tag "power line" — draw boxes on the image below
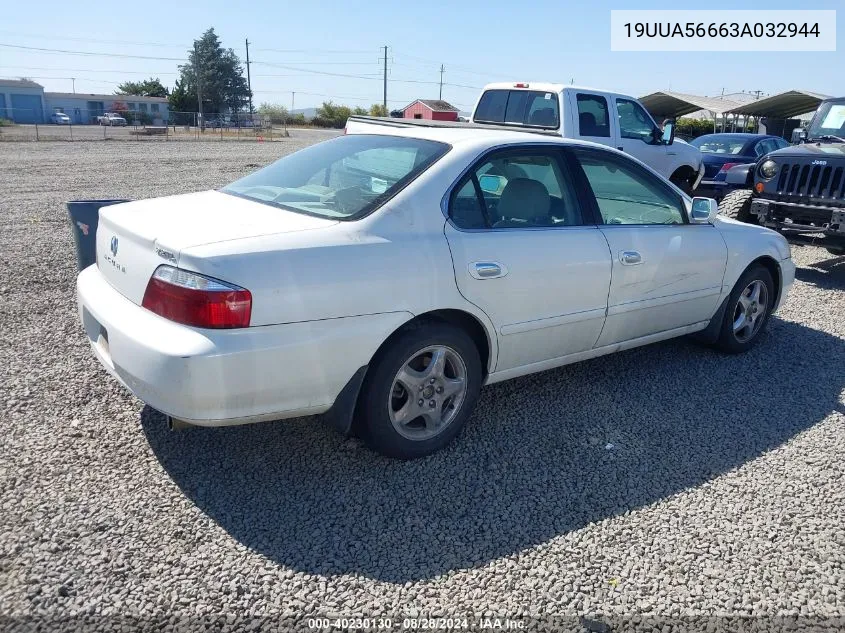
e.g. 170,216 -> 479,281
251,47 -> 376,54
0,65 -> 179,75
0,43 -> 186,61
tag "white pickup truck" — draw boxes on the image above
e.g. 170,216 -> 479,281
471,82 -> 704,193
97,112 -> 128,126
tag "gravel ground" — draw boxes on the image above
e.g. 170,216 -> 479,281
1,139 -> 843,632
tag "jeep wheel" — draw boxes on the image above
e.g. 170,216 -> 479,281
719,189 -> 756,224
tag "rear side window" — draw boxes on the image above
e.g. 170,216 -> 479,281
449,150 -> 583,229
576,94 -> 610,138
474,90 -> 559,128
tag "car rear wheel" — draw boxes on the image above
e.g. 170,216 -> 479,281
719,189 -> 756,224
714,265 -> 774,353
358,321 -> 482,459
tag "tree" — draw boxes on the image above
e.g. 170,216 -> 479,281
116,78 -> 169,97
312,101 -> 353,128
369,104 -> 388,117
171,28 -> 251,115
257,102 -> 288,125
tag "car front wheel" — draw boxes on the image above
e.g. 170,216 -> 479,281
358,321 -> 482,459
715,265 -> 774,353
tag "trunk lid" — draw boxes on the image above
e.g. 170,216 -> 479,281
96,190 -> 337,304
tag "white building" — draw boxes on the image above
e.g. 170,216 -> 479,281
0,80 -> 169,124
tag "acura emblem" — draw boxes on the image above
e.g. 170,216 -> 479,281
110,236 -> 119,256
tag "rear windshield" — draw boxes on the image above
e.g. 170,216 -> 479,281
690,136 -> 747,155
222,134 -> 449,220
473,90 -> 560,128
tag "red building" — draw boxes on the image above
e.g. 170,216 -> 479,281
402,99 -> 459,121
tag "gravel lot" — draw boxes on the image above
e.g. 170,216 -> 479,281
1,138 -> 843,632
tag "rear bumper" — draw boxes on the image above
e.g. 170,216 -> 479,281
77,265 -> 409,426
697,179 -> 730,200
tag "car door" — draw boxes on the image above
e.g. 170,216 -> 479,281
613,97 -> 672,179
570,91 -> 617,150
569,147 -> 728,347
444,146 -> 611,372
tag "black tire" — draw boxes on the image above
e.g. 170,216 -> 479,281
670,172 -> 693,195
357,321 -> 483,459
719,189 -> 756,223
714,264 -> 775,354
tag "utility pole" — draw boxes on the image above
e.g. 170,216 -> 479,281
194,41 -> 204,131
382,45 -> 388,111
245,38 -> 253,113
291,91 -> 295,113
439,64 -> 445,100
71,78 -> 75,94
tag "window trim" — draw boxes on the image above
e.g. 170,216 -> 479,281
567,146 -> 691,226
615,97 -> 659,143
444,144 -> 596,231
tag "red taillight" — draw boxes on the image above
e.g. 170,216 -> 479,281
514,82 -> 530,88
718,162 -> 740,173
141,266 -> 251,329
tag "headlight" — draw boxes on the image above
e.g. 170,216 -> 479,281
759,159 -> 778,180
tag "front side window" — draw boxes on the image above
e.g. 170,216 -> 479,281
474,90 -> 559,128
449,150 -> 582,229
576,94 -> 610,137
616,98 -> 657,142
574,149 -> 686,225
223,134 -> 449,220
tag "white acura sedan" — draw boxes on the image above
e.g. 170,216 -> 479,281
77,118 -> 794,458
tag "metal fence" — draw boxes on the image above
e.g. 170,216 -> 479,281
0,108 -> 285,142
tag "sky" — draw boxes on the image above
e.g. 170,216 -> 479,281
1,0 -> 842,112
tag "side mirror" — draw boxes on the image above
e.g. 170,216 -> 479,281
661,119 -> 676,145
690,197 -> 718,224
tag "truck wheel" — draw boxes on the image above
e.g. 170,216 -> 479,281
719,189 -> 756,224
714,264 -> 774,354
358,321 -> 482,459
670,172 -> 693,195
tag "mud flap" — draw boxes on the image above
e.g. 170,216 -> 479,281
322,366 -> 368,436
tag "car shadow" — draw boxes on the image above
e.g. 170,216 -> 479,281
794,253 -> 845,289
141,318 -> 845,583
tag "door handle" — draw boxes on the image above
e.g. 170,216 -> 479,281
619,251 -> 643,265
469,261 -> 508,279
617,146 -> 624,151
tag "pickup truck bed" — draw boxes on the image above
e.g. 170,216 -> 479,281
346,116 -> 560,137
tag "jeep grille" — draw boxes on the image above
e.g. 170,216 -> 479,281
775,163 -> 845,201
